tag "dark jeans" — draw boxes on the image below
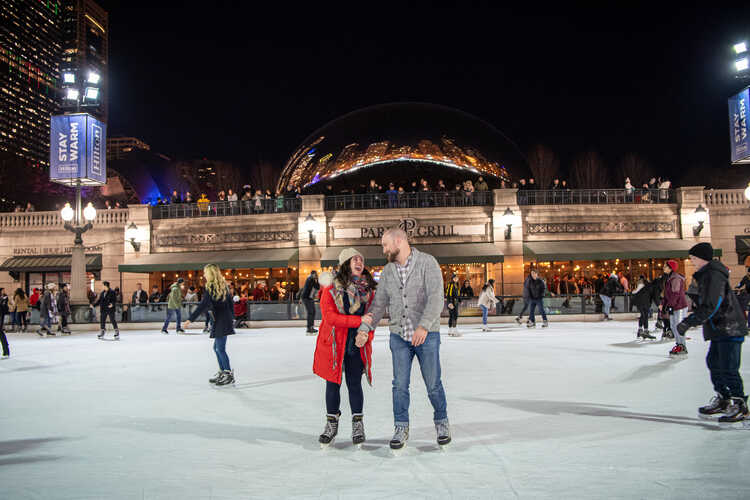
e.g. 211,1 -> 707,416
448,304 -> 458,328
0,313 -> 8,356
162,308 -> 182,331
15,311 -> 27,329
517,299 -> 529,317
325,347 -> 364,415
214,335 -> 231,371
100,307 -> 118,331
637,306 -> 649,329
303,299 -> 315,330
529,298 -> 547,323
707,339 -> 745,399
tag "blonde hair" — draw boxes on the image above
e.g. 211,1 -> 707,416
203,264 -> 228,301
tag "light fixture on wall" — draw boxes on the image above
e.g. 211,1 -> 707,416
302,212 -> 317,245
693,204 -> 707,236
125,222 -> 141,251
501,207 -> 514,240
744,182 -> 750,201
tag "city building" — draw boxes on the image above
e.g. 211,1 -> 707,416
107,136 -> 150,160
0,0 -> 63,167
59,0 -> 108,121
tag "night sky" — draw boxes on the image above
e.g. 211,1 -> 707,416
104,3 -> 750,184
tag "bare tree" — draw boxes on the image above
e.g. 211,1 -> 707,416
527,144 -> 560,188
570,151 -> 607,189
615,153 -> 654,187
249,159 -> 281,192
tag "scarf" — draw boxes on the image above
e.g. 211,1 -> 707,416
332,276 -> 372,316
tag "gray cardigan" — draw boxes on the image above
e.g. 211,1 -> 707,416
360,247 -> 444,336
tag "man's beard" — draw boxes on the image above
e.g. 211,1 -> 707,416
385,248 -> 400,263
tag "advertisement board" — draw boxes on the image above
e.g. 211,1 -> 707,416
729,87 -> 750,164
49,113 -> 107,185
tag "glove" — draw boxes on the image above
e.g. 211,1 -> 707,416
676,322 -> 689,336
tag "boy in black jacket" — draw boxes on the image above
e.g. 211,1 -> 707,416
93,281 -> 119,340
676,242 -> 748,423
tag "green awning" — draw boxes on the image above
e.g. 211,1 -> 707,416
0,254 -> 102,272
320,243 -> 504,268
735,236 -> 750,264
118,249 -> 299,273
524,239 -> 722,261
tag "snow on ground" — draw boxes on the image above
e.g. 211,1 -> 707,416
1,321 -> 749,500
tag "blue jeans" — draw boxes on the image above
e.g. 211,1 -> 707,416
529,298 -> 547,323
390,333 -> 448,426
40,312 -> 52,331
480,305 -> 488,325
162,308 -> 182,331
600,295 -> 612,316
214,336 -> 231,371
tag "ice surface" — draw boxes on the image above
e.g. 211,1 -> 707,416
1,322 -> 749,499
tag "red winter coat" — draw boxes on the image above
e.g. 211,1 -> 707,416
312,285 -> 374,385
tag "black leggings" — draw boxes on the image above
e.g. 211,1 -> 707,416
325,349 -> 364,415
100,308 -> 118,330
638,306 -> 649,329
448,304 -> 459,328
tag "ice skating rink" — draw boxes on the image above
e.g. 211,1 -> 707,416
1,322 -> 748,500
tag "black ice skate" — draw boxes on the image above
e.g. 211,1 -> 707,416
97,330 -> 105,339
542,320 -> 549,328
215,370 -> 234,386
663,328 -> 674,339
637,329 -> 655,340
113,331 -> 120,341
526,321 -> 536,329
515,316 -> 522,325
161,329 -> 169,335
177,329 -> 186,334
718,397 -> 749,423
390,425 -> 409,450
435,420 -> 451,447
208,371 -> 223,384
352,414 -> 365,446
698,394 -> 730,416
319,413 -> 340,446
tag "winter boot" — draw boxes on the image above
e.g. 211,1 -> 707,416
97,330 -> 105,339
542,319 -> 549,328
208,371 -> 224,384
352,414 -> 365,445
669,344 -> 687,357
718,397 -> 750,423
435,420 -> 451,446
389,424 -> 409,450
698,393 -> 731,416
319,412 -> 340,445
215,369 -> 234,386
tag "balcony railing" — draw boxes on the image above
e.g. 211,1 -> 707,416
0,208 -> 129,228
703,189 -> 749,207
324,190 -> 494,211
151,198 -> 302,220
518,188 -> 675,205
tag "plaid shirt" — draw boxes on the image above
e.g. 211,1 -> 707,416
395,251 -> 415,341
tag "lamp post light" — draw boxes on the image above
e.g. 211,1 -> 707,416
693,204 -> 707,236
125,222 -> 141,251
61,182 -> 96,304
501,207 -> 515,240
302,213 -> 317,245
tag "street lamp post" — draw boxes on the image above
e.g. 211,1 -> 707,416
60,182 -> 97,304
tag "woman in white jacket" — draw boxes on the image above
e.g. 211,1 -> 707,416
478,279 -> 499,331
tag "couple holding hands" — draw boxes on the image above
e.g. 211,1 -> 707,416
312,228 -> 451,450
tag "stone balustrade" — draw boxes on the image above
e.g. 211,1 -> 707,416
704,189 -> 749,207
0,208 -> 129,229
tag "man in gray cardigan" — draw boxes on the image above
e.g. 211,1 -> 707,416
359,228 -> 450,449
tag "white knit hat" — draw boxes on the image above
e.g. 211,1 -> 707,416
338,247 -> 364,266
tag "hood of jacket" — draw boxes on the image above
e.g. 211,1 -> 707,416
694,260 -> 729,281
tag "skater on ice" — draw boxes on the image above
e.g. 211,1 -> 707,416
632,275 -> 656,339
56,283 -> 72,335
184,264 -> 236,386
661,259 -> 689,356
478,279 -> 498,331
301,270 -> 320,336
445,273 -> 462,337
359,229 -> 451,450
93,281 -> 119,340
526,269 -> 548,328
675,242 -> 748,423
161,277 -> 185,334
37,283 -> 58,337
0,287 -> 9,359
312,248 -> 376,447
515,272 -> 532,325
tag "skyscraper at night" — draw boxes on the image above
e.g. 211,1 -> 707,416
0,0 -> 63,167
59,0 -> 108,122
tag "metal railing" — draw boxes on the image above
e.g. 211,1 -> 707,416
518,188 -> 675,206
152,198 -> 302,219
324,190 -> 494,211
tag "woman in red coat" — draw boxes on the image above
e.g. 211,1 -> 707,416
313,248 -> 376,447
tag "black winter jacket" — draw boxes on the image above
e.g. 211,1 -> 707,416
681,260 -> 748,341
528,278 -> 546,300
522,275 -> 532,300
601,276 -> 621,297
188,286 -> 235,338
301,275 -> 320,301
93,289 -> 117,310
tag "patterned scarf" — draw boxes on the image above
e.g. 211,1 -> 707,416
332,275 -> 372,315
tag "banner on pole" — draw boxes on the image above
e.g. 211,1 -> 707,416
729,87 -> 750,164
50,113 -> 107,185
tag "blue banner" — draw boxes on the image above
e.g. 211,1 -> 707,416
729,88 -> 750,163
49,114 -> 107,185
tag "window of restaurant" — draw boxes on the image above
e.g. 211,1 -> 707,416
26,271 -> 96,295
440,263 -> 487,296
